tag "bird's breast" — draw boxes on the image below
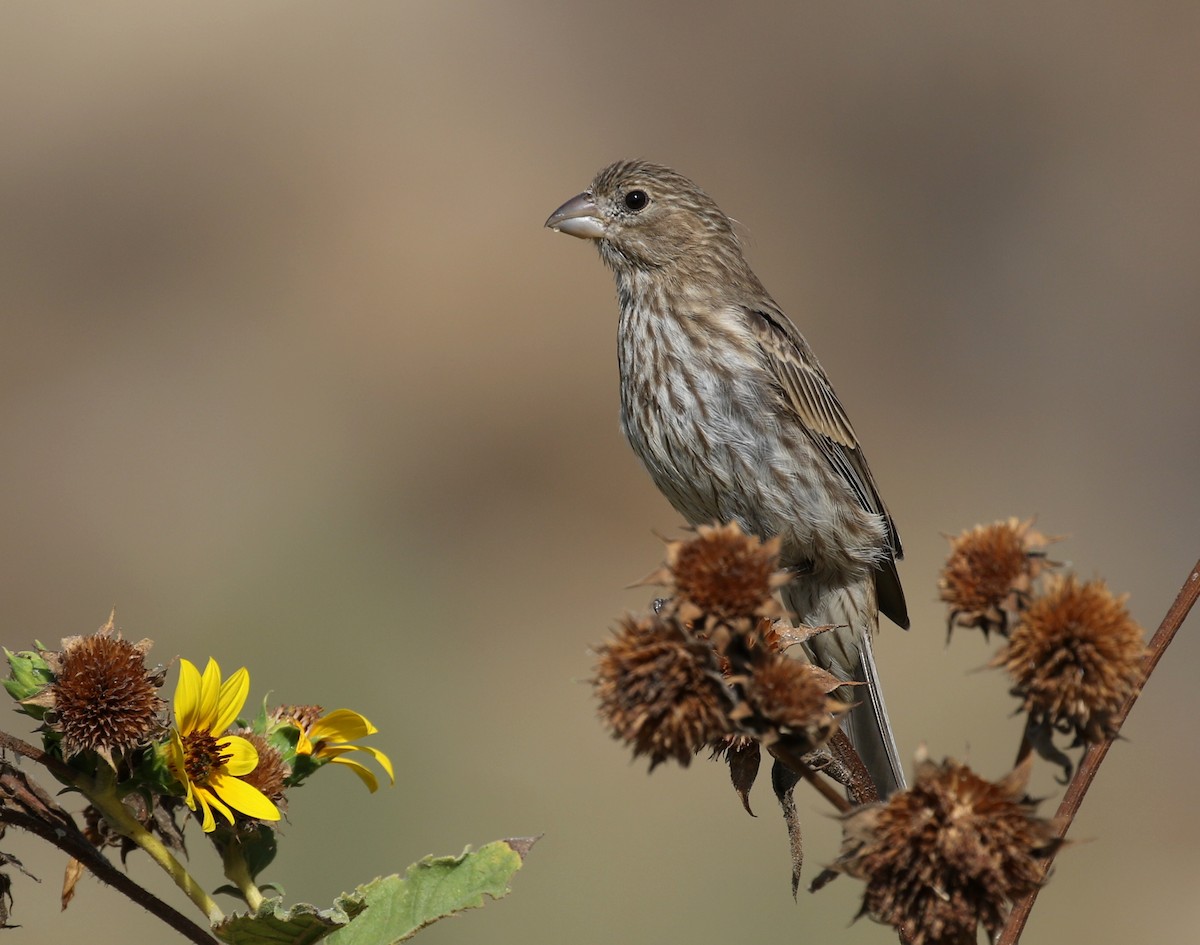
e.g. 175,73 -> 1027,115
616,297 -> 782,526
614,292 -> 885,579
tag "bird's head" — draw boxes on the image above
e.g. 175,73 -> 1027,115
545,160 -> 743,275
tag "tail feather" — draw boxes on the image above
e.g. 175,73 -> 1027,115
846,629 -> 905,797
785,578 -> 906,799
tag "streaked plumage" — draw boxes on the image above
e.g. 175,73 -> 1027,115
546,160 -> 908,796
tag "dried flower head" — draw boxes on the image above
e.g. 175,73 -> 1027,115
995,574 -> 1145,745
834,753 -> 1060,945
271,703 -> 324,731
735,657 -> 847,752
648,523 -> 789,627
939,518 -> 1054,639
593,614 -> 733,768
28,615 -> 167,765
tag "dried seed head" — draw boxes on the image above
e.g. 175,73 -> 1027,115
270,704 -> 324,730
994,574 -> 1145,744
702,617 -> 788,677
738,657 -> 847,752
651,523 -> 788,627
593,614 -> 733,769
939,518 -> 1054,639
834,754 -> 1060,945
34,616 -> 167,764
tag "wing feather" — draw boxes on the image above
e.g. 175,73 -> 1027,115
743,306 -> 908,628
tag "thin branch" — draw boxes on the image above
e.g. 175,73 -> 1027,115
997,557 -> 1200,945
0,730 -> 76,782
0,764 -> 215,945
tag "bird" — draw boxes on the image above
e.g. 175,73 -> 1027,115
545,160 -> 909,798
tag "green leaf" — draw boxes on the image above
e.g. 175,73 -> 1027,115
325,837 -> 537,945
212,894 -> 366,945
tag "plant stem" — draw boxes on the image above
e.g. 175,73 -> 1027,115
222,843 -> 266,911
997,557 -> 1200,945
83,770 -> 225,924
769,742 -> 852,814
0,757 -> 216,944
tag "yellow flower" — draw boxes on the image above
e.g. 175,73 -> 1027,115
167,659 -> 281,832
293,708 -> 395,792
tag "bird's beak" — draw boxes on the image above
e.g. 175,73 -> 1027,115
544,192 -> 606,240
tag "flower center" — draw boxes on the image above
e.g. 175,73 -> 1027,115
182,729 -> 231,785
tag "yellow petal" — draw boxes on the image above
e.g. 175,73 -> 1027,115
174,659 -> 203,734
198,784 -> 235,828
208,771 -> 281,821
329,755 -> 380,793
193,788 -> 217,832
294,725 -> 314,756
167,730 -> 192,799
323,744 -> 395,785
308,708 -> 377,744
197,659 -> 223,731
213,666 -> 250,736
219,735 -> 260,777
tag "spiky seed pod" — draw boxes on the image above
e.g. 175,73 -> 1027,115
737,657 -> 847,752
647,523 -> 789,628
593,614 -> 733,768
995,574 -> 1145,744
29,617 -> 167,765
939,518 -> 1055,639
834,753 -> 1060,945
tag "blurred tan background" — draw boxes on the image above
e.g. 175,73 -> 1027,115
2,3 -> 1198,943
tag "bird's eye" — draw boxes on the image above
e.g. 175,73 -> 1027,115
623,189 -> 649,212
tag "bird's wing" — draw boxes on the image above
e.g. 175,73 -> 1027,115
743,306 -> 908,627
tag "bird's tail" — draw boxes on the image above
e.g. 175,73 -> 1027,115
786,578 -> 906,799
844,627 -> 905,798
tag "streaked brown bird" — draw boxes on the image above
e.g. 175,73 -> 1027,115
546,160 -> 909,797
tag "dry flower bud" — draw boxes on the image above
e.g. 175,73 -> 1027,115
593,614 -> 733,769
646,523 -> 789,627
994,574 -> 1145,745
939,518 -> 1055,639
833,753 -> 1060,945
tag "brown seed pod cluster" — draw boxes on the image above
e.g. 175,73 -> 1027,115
595,523 -> 845,776
938,518 -> 1054,639
994,574 -> 1145,745
834,753 -> 1060,945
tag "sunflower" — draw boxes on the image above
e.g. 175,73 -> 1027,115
166,658 -> 281,832
284,706 -> 395,792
